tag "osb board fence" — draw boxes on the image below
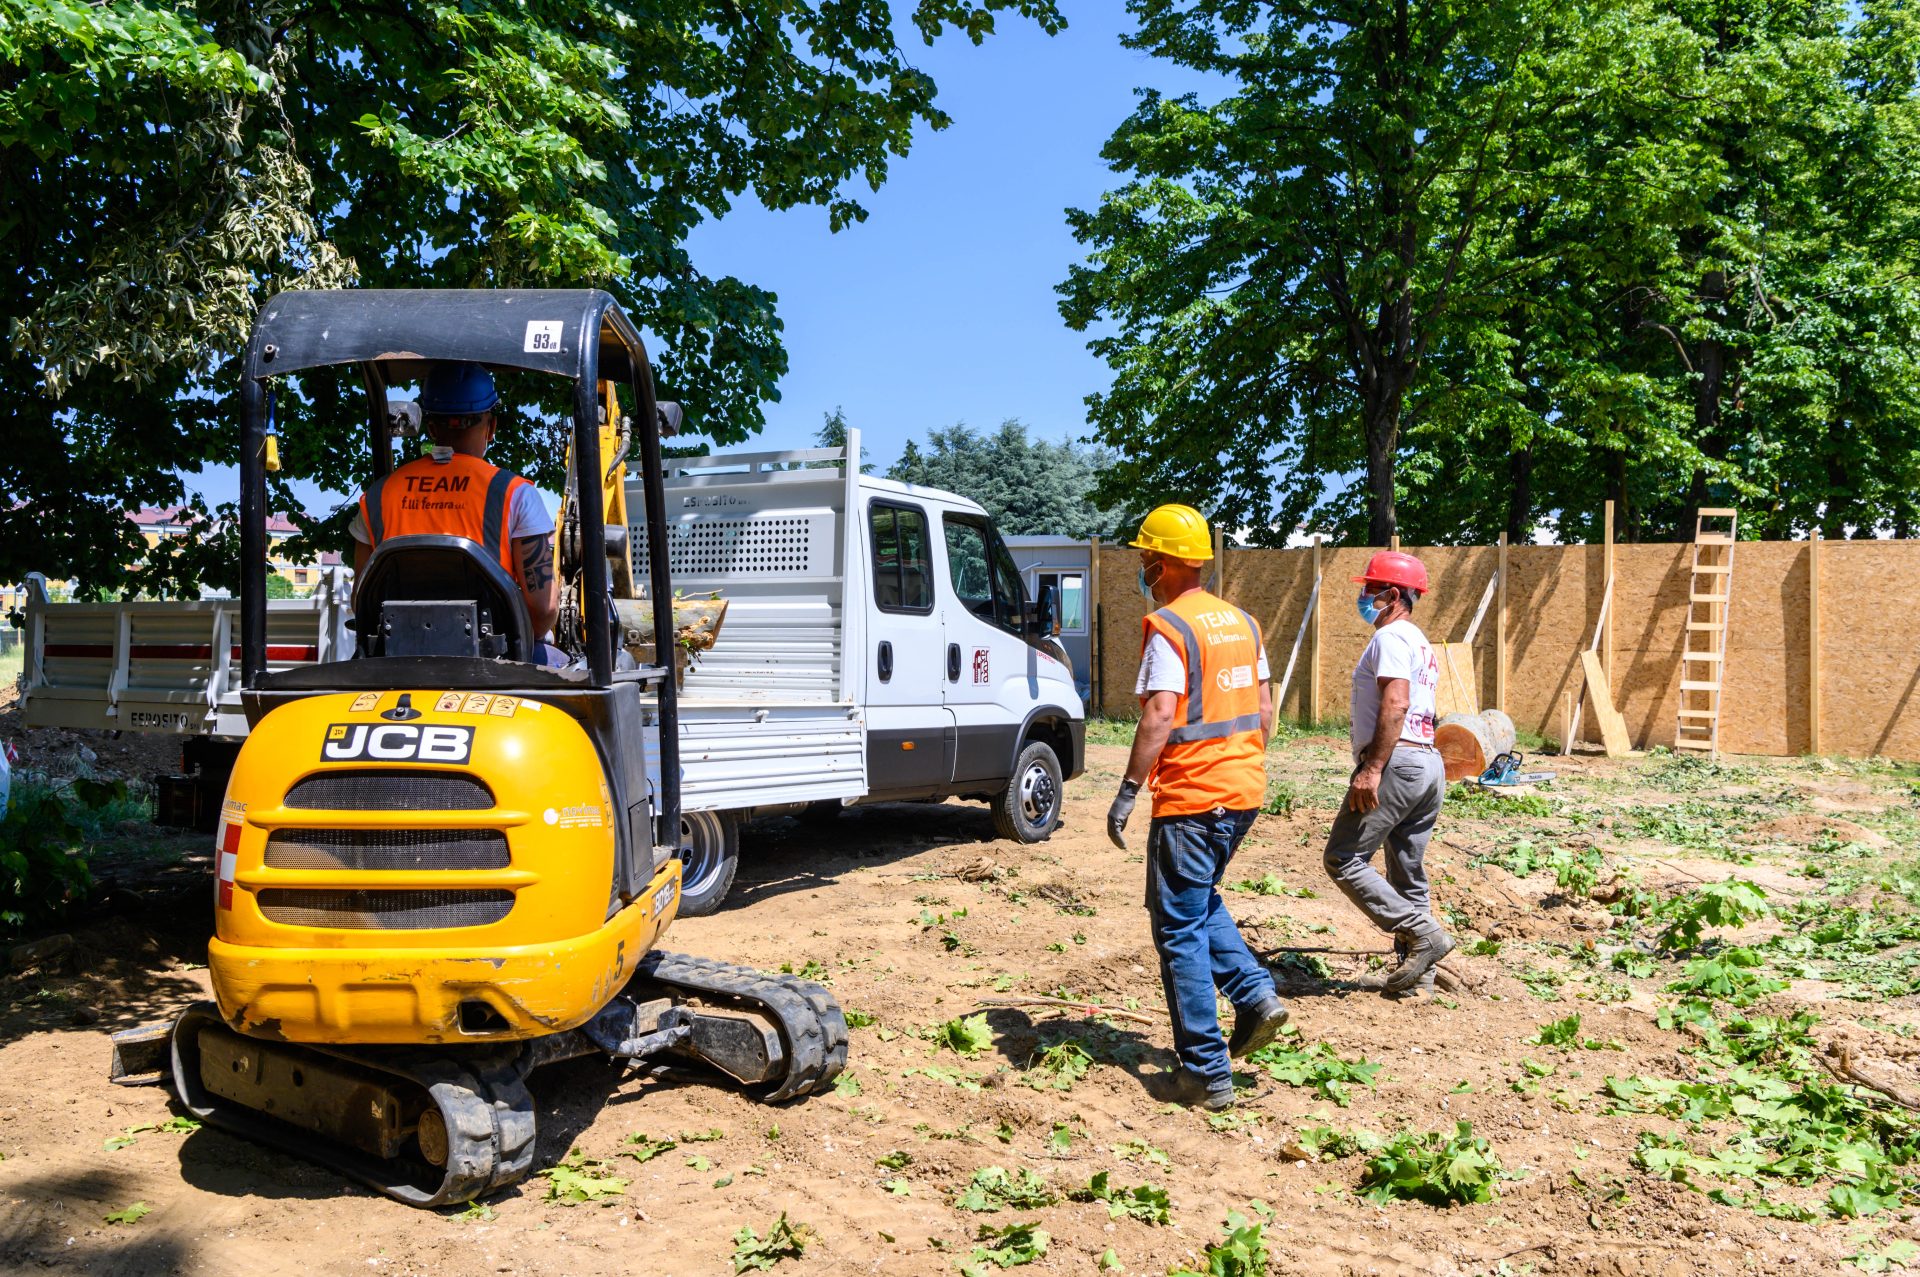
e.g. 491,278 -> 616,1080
1092,539 -> 1920,761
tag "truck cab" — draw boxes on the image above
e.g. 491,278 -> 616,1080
642,440 -> 1084,853
857,476 -> 1084,837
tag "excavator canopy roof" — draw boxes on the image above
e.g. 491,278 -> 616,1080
243,288 -> 648,384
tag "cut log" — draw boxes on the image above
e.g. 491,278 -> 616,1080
1435,709 -> 1517,782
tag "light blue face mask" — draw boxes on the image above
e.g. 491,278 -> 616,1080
1138,565 -> 1162,604
1357,590 -> 1383,625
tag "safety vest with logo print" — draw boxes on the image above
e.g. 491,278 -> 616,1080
1140,590 -> 1267,817
360,453 -> 531,584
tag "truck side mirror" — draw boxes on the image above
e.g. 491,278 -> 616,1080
656,401 -> 684,437
1033,583 -> 1057,638
387,400 -> 422,439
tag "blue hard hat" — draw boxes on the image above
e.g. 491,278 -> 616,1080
420,362 -> 500,415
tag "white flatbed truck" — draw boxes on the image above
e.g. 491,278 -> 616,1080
18,433 -> 1085,914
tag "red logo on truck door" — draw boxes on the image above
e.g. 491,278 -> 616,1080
972,648 -> 990,684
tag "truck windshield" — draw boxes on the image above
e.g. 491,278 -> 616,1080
943,514 -> 1025,633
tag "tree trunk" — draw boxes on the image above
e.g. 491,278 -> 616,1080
1607,452 -> 1630,542
1502,307 -> 1538,544
1362,389 -> 1401,547
1687,270 -> 1728,531
1504,430 -> 1534,546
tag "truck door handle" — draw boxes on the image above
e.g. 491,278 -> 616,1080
877,640 -> 893,682
947,643 -> 961,682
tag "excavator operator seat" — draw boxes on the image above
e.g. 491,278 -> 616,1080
354,534 -> 531,661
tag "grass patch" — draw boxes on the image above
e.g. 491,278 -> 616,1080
1083,717 -> 1137,748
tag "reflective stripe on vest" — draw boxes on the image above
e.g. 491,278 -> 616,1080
362,453 -> 526,581
1168,711 -> 1265,744
1141,592 -> 1266,817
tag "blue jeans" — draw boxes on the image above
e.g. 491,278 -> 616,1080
1146,808 -> 1275,1087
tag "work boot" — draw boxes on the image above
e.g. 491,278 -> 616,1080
1158,1067 -> 1236,1112
1384,924 -> 1455,995
1227,994 -> 1291,1059
1383,937 -> 1436,1000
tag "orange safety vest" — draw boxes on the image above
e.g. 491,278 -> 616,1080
360,452 -> 531,584
1140,590 -> 1267,817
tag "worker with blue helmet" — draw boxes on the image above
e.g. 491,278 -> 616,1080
347,362 -> 559,646
420,361 -> 503,416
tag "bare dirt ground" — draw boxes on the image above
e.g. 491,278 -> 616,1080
4,722 -> 1920,1277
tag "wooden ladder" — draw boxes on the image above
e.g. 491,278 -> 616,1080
1674,508 -> 1737,756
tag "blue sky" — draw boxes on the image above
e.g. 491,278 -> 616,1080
682,1 -> 1205,472
194,2 -> 1210,514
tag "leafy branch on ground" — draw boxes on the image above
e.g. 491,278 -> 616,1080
954,1166 -> 1056,1212
732,1213 -> 815,1272
0,778 -> 118,935
622,1133 -> 676,1163
934,1013 -> 993,1057
1657,879 -> 1770,952
1169,1210 -> 1268,1277
1069,1170 -> 1170,1224
1229,871 -> 1314,898
1359,1122 -> 1502,1206
542,1149 -> 628,1204
1246,1033 -> 1380,1106
1023,1040 -> 1091,1090
959,1221 -> 1049,1275
1284,1125 -> 1382,1162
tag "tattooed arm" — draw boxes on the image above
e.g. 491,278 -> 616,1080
514,534 -> 560,639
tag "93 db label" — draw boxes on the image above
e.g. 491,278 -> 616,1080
321,723 -> 473,763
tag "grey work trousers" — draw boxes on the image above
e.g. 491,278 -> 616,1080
1322,747 -> 1446,936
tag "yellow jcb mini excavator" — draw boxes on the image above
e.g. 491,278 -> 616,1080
110,289 -> 845,1206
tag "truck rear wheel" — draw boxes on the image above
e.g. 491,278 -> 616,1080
991,740 -> 1063,844
677,810 -> 739,917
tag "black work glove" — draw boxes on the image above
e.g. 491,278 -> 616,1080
1107,779 -> 1141,850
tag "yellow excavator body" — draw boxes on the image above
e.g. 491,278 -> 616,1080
109,290 -> 846,1209
207,689 -> 680,1045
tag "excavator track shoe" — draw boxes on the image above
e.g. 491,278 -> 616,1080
630,951 -> 848,1101
168,1002 -> 536,1207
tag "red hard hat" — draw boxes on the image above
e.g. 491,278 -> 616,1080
1352,550 -> 1430,593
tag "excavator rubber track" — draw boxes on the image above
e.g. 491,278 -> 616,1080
157,952 -> 847,1207
629,950 -> 849,1101
169,1002 -> 540,1208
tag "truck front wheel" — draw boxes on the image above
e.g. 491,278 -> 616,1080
676,809 -> 740,917
991,741 -> 1063,844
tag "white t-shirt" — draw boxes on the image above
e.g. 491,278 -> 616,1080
1350,618 -> 1439,755
347,456 -> 555,544
1135,632 -> 1271,696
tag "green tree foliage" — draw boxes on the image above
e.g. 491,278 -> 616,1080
1062,0 -> 1920,545
1,0 -> 1064,592
811,407 -> 873,473
889,420 -> 1118,537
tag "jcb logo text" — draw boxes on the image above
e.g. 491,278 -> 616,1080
321,723 -> 474,763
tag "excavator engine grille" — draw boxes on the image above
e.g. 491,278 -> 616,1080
284,770 -> 493,811
264,828 -> 510,872
257,888 -> 514,930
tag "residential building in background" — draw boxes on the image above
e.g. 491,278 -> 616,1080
3,508 -> 341,621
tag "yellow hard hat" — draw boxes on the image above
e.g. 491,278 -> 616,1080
1129,503 -> 1213,560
